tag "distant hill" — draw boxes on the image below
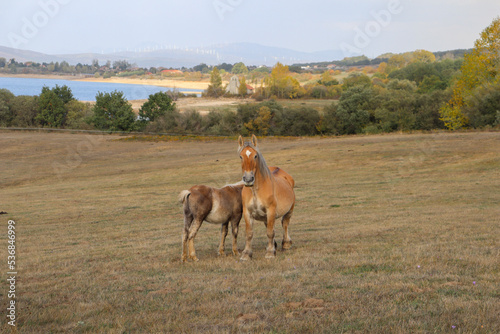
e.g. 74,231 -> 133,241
0,44 -> 473,69
0,43 -> 345,68
293,49 -> 472,69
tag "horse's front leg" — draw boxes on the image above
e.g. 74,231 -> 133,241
240,209 -> 254,261
265,207 -> 277,259
218,221 -> 229,256
230,216 -> 240,257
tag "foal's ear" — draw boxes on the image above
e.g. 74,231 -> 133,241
251,134 -> 258,147
238,135 -> 244,149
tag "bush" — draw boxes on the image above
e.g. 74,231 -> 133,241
0,89 -> 15,127
90,91 -> 136,131
178,110 -> 204,133
138,91 -> 177,130
36,89 -> 66,128
10,95 -> 39,127
273,107 -> 321,136
324,86 -> 373,135
464,82 -> 500,128
65,100 -> 93,129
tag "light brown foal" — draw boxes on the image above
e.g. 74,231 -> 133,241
179,183 -> 244,262
238,135 -> 295,260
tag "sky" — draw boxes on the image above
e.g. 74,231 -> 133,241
1,0 -> 499,58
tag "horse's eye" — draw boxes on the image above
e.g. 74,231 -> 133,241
254,155 -> 258,159
240,156 -> 243,160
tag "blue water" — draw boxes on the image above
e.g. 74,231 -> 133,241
0,77 -> 201,101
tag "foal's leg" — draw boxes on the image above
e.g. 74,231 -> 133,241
281,205 -> 294,250
182,213 -> 193,262
218,221 -> 229,256
187,219 -> 203,261
230,217 -> 240,256
265,207 -> 277,259
240,209 -> 254,261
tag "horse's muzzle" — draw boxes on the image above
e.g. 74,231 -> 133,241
242,173 -> 255,187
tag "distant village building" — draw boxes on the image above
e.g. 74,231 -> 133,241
226,75 -> 254,95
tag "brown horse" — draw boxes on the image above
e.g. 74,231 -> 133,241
238,135 -> 295,260
179,182 -> 244,262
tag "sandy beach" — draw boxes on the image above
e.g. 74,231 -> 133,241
76,76 -> 210,92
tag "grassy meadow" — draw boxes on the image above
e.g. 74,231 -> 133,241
0,130 -> 499,333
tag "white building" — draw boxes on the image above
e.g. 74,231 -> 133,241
226,75 -> 254,95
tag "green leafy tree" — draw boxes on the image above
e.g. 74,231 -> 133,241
324,86 -> 373,135
0,89 -> 15,126
440,17 -> 500,129
205,67 -> 224,97
113,60 -> 132,71
139,92 -> 179,131
232,62 -> 248,74
342,73 -> 372,90
35,85 -> 75,128
139,92 -> 177,122
37,89 -> 66,127
90,91 -> 136,131
10,96 -> 39,127
193,63 -> 209,72
50,84 -> 75,104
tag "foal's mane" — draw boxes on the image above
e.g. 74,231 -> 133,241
239,141 -> 271,179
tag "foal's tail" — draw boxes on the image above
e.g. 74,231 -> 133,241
178,190 -> 191,205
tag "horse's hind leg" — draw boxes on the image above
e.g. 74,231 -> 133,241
230,217 -> 240,257
218,222 -> 229,256
187,219 -> 203,262
281,205 -> 294,250
182,212 -> 193,262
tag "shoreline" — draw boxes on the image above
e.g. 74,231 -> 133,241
0,73 -> 208,93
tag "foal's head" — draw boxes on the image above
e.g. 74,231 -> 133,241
238,135 -> 269,187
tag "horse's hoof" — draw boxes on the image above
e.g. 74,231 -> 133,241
218,251 -> 225,257
190,256 -> 199,262
282,240 -> 292,250
265,251 -> 276,259
232,250 -> 240,257
240,252 -> 252,261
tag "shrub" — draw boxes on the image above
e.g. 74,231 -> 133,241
65,100 -> 93,130
90,91 -> 136,131
36,89 -> 66,128
138,92 -> 177,131
10,95 -> 40,127
325,86 -> 373,134
273,107 -> 321,136
178,110 -> 204,133
0,89 -> 15,127
463,82 -> 500,128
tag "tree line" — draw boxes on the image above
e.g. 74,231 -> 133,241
1,18 -> 498,134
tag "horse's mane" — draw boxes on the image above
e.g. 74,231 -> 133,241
239,141 -> 271,179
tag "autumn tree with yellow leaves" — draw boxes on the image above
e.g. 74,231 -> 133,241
265,62 -> 301,99
440,17 -> 500,129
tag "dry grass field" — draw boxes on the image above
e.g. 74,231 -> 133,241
0,130 -> 499,333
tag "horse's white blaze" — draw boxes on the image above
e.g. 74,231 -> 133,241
246,150 -> 251,158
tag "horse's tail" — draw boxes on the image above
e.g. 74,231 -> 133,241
178,190 -> 191,205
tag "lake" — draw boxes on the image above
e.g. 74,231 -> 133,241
0,77 -> 201,101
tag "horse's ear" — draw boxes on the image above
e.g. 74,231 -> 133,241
238,135 -> 244,149
251,134 -> 258,147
